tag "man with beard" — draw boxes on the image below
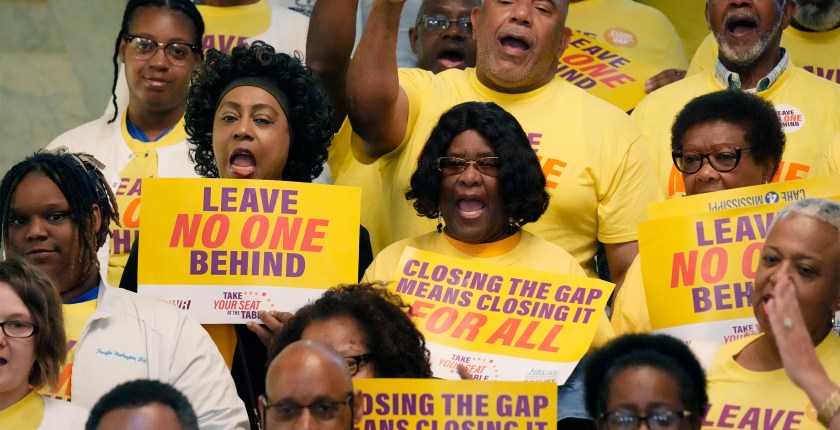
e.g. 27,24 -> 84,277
344,0 -> 659,424
305,0 -> 481,253
632,0 -> 840,199
688,0 -> 840,83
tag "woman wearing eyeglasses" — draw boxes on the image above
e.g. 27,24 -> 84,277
611,90 -> 786,336
363,101 -> 595,300
363,101 -> 613,353
271,283 -> 433,380
0,258 -> 88,429
584,333 -> 707,430
361,102 -> 613,426
47,0 -> 204,288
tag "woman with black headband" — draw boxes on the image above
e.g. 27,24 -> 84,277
119,41 -> 373,428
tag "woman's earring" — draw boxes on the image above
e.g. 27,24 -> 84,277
436,210 -> 443,233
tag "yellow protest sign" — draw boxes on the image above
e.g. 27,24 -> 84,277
555,30 -> 661,111
639,181 -> 840,345
647,176 -> 840,220
137,178 -> 360,323
391,247 -> 613,384
355,379 -> 556,430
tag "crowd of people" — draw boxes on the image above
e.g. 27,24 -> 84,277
1,0 -> 839,429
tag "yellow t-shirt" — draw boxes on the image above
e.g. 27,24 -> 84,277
567,0 -> 688,72
609,255 -> 650,336
812,134 -> 840,177
329,121 -> 388,254
108,113 -> 188,287
0,392 -> 44,430
359,68 -> 659,276
634,0 -> 709,58
687,26 -> 840,84
631,64 -> 840,198
197,0 -> 308,55
363,230 -> 615,348
38,300 -> 97,401
704,333 -> 840,429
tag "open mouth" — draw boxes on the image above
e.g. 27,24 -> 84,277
500,36 -> 530,53
457,199 -> 486,219
725,15 -> 759,37
438,50 -> 466,69
229,149 -> 257,178
0,358 -> 7,366
758,294 -> 773,316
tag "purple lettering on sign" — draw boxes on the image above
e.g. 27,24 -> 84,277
714,218 -> 732,244
696,221 -> 712,246
203,187 -> 219,211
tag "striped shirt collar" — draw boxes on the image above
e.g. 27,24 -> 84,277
713,48 -> 789,92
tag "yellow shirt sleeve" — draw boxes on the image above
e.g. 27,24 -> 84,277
609,256 -> 651,336
0,392 -> 44,430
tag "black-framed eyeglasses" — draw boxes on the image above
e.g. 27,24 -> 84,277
261,392 -> 353,425
437,157 -> 500,177
0,321 -> 38,338
416,15 -> 473,35
122,34 -> 201,66
600,410 -> 692,430
672,147 -> 753,174
345,353 -> 373,376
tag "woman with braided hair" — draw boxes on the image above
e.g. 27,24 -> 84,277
0,149 -> 248,429
48,0 -> 205,287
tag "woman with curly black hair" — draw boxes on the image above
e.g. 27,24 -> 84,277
119,41 -> 372,429
270,283 -> 433,378
359,103 -> 613,423
364,101 -> 587,285
186,41 -> 331,183
363,101 -> 614,350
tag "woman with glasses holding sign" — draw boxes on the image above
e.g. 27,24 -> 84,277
362,101 -> 614,427
47,0 -> 205,288
362,101 -> 610,342
0,258 -> 88,429
608,92 -> 840,427
606,90 -> 782,427
611,90 -> 786,336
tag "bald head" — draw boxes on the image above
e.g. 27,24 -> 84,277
266,340 -> 353,391
261,340 -> 359,430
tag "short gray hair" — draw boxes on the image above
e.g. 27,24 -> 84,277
774,198 -> 840,233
